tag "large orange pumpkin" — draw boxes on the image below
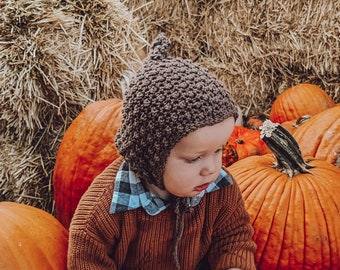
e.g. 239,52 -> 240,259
0,202 -> 68,269
53,98 -> 122,229
289,106 -> 340,167
228,120 -> 340,269
269,83 -> 335,123
222,125 -> 269,167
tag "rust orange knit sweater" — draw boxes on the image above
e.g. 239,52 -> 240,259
67,157 -> 256,269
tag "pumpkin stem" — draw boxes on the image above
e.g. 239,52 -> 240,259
293,114 -> 312,127
260,120 -> 314,178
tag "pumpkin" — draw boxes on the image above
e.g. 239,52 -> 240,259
269,83 -> 335,123
228,120 -> 340,269
53,98 -> 122,229
222,125 -> 269,167
289,106 -> 340,167
0,202 -> 68,269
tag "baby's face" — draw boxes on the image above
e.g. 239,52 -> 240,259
163,117 -> 235,198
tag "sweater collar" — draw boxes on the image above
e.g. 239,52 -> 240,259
109,161 -> 233,216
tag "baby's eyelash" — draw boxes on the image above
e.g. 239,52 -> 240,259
215,146 -> 224,153
186,146 -> 224,163
186,156 -> 201,163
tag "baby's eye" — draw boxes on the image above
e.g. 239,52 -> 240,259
186,156 -> 201,163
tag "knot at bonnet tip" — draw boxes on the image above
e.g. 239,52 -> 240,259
148,33 -> 171,60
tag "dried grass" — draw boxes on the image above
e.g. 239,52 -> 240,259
0,135 -> 53,210
0,0 -> 147,214
1,0 -> 146,145
126,0 -> 340,115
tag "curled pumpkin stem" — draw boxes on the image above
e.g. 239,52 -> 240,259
293,114 -> 312,127
260,120 -> 314,178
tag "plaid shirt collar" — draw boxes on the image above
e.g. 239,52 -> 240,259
109,161 -> 233,216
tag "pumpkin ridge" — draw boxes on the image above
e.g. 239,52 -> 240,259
313,182 -> 338,267
289,93 -> 302,122
252,174 -> 282,243
277,178 -> 294,269
273,177 -> 293,269
240,165 -> 277,204
257,176 -> 291,268
299,175 -> 332,267
296,178 -> 307,267
284,178 -> 303,268
295,163 -> 340,268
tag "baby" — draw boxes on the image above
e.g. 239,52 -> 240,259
67,33 -> 256,270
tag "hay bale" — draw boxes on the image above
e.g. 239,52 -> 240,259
0,135 -> 53,211
1,0 -> 339,214
1,0 -> 146,145
0,0 -> 147,213
126,0 -> 340,115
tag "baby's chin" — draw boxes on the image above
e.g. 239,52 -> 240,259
170,190 -> 202,198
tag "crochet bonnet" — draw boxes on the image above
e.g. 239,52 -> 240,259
115,33 -> 238,189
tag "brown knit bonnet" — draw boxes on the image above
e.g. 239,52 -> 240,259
115,33 -> 238,189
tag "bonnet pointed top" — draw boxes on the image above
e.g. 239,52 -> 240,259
148,33 -> 171,60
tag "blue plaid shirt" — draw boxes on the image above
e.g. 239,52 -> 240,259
110,161 -> 233,216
